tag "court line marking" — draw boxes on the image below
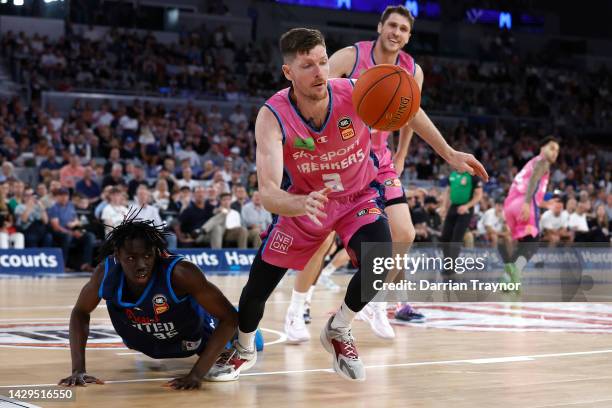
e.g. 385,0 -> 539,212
0,395 -> 42,408
2,348 -> 612,388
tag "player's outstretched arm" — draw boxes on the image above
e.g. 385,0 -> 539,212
256,106 -> 330,225
406,71 -> 488,181
328,46 -> 357,78
59,264 -> 105,387
393,64 -> 424,175
166,261 -> 238,390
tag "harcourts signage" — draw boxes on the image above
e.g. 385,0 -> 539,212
0,249 -> 64,274
175,249 -> 257,273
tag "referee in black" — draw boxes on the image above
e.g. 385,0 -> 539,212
440,170 -> 483,276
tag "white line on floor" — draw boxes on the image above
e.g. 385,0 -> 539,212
2,348 -> 612,388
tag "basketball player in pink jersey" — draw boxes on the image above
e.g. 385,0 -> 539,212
206,28 -> 486,382
502,137 -> 560,285
284,5 -> 486,342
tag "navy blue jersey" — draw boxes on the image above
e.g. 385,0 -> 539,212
99,254 -> 215,359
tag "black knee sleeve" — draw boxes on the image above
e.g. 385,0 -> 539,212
344,217 -> 392,312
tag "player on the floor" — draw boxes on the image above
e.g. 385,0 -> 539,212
283,5 -> 450,341
502,137 -> 560,285
58,214 -> 240,390
205,28 -> 487,382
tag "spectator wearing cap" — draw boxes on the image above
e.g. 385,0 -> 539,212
229,146 -> 246,171
121,136 -> 139,160
413,196 -> 442,243
241,191 -> 271,248
14,188 -> 53,248
440,171 -> 483,276
47,187 -> 95,272
75,166 -> 101,202
59,153 -> 85,190
130,184 -> 177,250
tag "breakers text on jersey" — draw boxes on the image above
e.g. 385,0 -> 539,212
293,138 -> 366,174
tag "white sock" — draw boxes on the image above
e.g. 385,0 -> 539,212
322,263 -> 337,277
288,289 -> 306,317
305,285 -> 315,305
237,329 -> 256,352
331,302 -> 356,330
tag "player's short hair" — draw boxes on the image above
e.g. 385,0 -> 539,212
98,207 -> 168,261
540,136 -> 560,148
279,28 -> 326,63
380,5 -> 415,29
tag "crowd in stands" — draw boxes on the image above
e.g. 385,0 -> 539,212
0,19 -> 611,271
2,25 -> 611,130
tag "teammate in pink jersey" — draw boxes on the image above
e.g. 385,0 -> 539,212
284,5 -> 488,342
502,137 -> 560,285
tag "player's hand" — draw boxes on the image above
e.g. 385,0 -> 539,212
58,372 -> 104,387
166,373 -> 201,390
520,202 -> 531,222
457,205 -> 469,215
303,187 -> 331,226
446,150 -> 489,182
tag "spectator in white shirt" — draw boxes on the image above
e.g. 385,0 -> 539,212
100,187 -> 129,236
540,198 -> 572,245
176,166 -> 200,191
130,185 -> 177,249
568,200 -> 590,242
479,197 -> 510,248
219,192 -> 247,248
241,191 -> 271,248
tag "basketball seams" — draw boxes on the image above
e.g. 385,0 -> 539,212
355,67 -> 401,116
371,70 -> 403,130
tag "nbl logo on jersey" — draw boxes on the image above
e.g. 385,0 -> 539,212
152,294 -> 169,315
338,116 -> 356,141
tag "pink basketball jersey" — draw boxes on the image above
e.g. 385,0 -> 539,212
508,154 -> 550,206
348,40 -> 416,157
264,78 -> 378,198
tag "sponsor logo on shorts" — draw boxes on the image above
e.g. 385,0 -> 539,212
384,178 -> 402,187
294,137 -> 316,151
269,230 -> 293,254
357,207 -> 382,217
153,294 -> 169,315
338,116 -> 355,141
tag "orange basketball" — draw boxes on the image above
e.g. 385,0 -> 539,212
352,64 -> 421,132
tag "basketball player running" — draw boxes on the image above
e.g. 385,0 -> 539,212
502,137 -> 560,286
58,216 -> 240,390
205,28 -> 487,382
284,5 -> 486,341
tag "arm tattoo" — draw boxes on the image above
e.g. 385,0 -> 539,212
524,159 -> 549,204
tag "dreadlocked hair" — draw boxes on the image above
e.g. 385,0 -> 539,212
98,206 -> 169,262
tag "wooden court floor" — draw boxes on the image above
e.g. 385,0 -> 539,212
2,275 -> 612,408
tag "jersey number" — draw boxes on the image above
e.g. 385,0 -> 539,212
322,173 -> 345,192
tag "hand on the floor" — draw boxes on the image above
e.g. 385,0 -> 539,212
166,373 -> 201,390
58,372 -> 104,387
